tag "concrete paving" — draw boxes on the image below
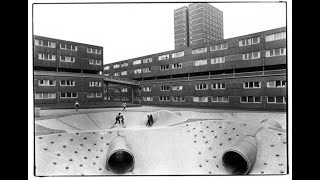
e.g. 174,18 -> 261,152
34,106 -> 287,176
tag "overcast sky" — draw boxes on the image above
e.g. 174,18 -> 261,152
33,2 -> 286,64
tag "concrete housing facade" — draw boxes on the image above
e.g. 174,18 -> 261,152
104,27 -> 287,110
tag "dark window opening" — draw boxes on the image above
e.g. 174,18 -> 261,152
234,66 -> 263,73
157,75 -> 171,80
82,69 -> 100,74
210,69 -> 233,75
264,64 -> 287,71
59,68 -> 82,73
33,66 -> 56,72
190,71 -> 209,77
143,77 -> 156,81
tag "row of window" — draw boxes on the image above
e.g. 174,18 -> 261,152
137,96 -> 286,103
38,80 -> 103,87
138,81 -> 286,92
35,92 -> 102,99
113,88 -> 128,93
38,53 -> 102,65
105,47 -> 286,71
35,39 -> 102,54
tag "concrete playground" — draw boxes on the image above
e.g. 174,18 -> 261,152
34,106 -> 287,176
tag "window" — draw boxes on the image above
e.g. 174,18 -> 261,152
35,93 -> 56,99
113,64 -> 120,69
158,54 -> 170,60
160,65 -> 170,70
143,58 -> 153,63
265,48 -> 286,57
267,80 -> 286,88
133,60 -> 141,65
89,81 -> 101,87
172,96 -> 185,102
104,73 -> 109,76
87,48 -> 101,54
160,85 -> 170,91
121,71 -> 127,76
35,39 -> 56,48
239,37 -> 260,46
192,47 -> 207,54
39,80 -> 56,86
60,56 -> 75,63
172,85 -> 183,91
114,72 -> 120,76
60,92 -> 77,98
38,53 -> 56,61
212,96 -> 229,102
122,88 -> 128,92
143,67 -> 151,73
121,62 -> 128,67
210,43 -> 227,51
193,96 -> 208,102
267,96 -> 276,103
104,66 -> 110,70
159,96 -> 170,101
89,59 -> 101,65
243,81 -> 261,89
240,96 -> 261,103
87,92 -> 95,98
212,83 -> 225,90
172,63 -> 182,69
172,51 -> 185,58
242,52 -> 261,60
265,32 -> 286,42
134,69 -> 142,74
114,88 -> 120,93
143,97 -> 153,101
143,86 -> 151,92
211,57 -> 225,64
195,59 -> 207,66
60,80 -> 75,86
195,84 -> 208,90
60,44 -> 77,51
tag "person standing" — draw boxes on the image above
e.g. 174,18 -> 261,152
146,115 -> 150,126
115,113 -> 121,124
149,114 -> 154,126
74,101 -> 80,111
120,115 -> 125,124
121,102 -> 127,111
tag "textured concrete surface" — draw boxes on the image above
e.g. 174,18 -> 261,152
34,108 -> 287,176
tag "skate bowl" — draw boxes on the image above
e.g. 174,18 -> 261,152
35,110 -> 287,176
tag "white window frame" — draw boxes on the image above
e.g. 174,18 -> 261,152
193,96 -> 208,102
113,64 -> 120,69
114,72 -> 120,76
239,37 -> 260,46
195,59 -> 207,66
133,60 -> 142,65
143,96 -> 153,101
35,93 -> 56,99
60,92 -> 78,99
158,54 -> 170,60
143,87 -> 152,92
172,63 -> 182,69
38,80 -> 56,86
240,96 -> 262,103
265,48 -> 286,57
195,84 -> 208,90
243,82 -> 261,89
210,43 -> 228,51
160,64 -> 170,70
192,47 -> 207,54
60,80 -> 75,86
242,52 -> 261,60
89,81 -> 101,87
87,48 -> 93,53
121,88 -> 128,92
211,96 -> 229,102
38,53 -> 56,61
267,96 -> 276,103
211,57 -> 225,64
160,86 -> 170,91
143,58 -> 152,63
172,51 -> 185,58
212,83 -> 226,90
121,71 -> 127,76
265,32 -> 286,42
267,80 -> 286,88
121,62 -> 128,67
60,56 -> 75,63
172,96 -> 185,102
134,69 -> 142,74
172,85 -> 183,91
104,66 -> 110,70
159,96 -> 170,101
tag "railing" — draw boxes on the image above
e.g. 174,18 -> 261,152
103,75 -> 140,85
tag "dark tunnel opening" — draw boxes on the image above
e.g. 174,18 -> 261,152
107,150 -> 134,174
222,151 -> 248,175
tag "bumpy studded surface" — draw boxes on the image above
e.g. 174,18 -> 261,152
35,110 -> 287,176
